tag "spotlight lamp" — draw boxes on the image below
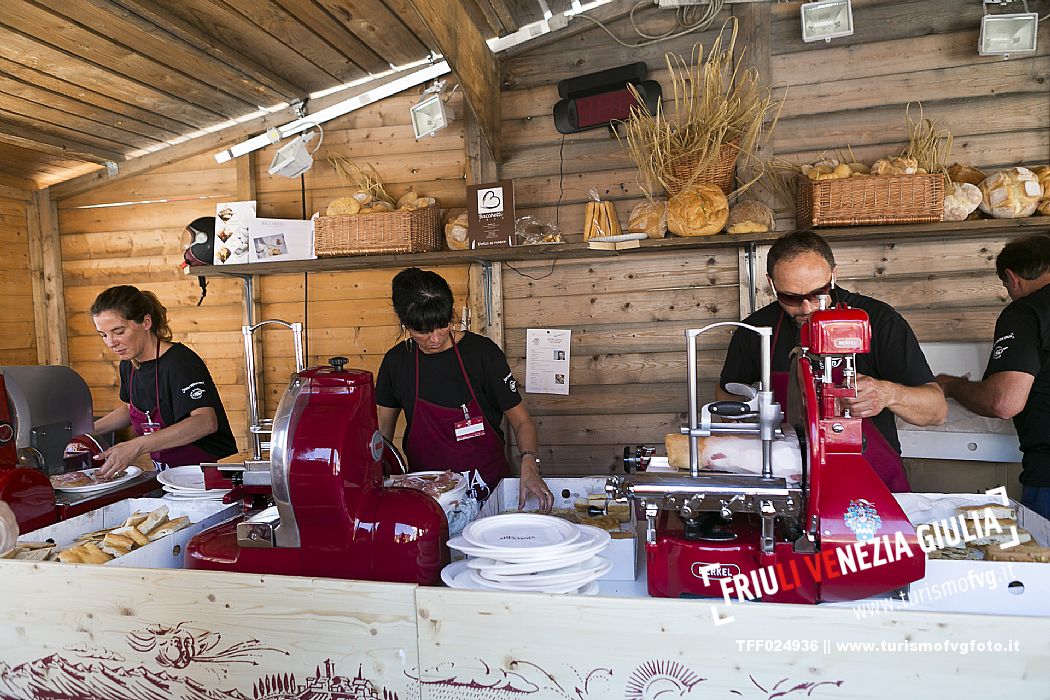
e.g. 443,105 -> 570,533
800,0 -> 854,44
267,125 -> 323,178
411,80 -> 455,139
979,0 -> 1038,59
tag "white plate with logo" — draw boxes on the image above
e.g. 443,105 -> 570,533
156,466 -> 208,491
50,466 -> 142,494
461,513 -> 580,554
468,567 -> 606,593
463,526 -> 611,571
163,487 -> 230,501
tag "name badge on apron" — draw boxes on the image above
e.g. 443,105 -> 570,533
454,404 -> 486,442
142,411 -> 163,435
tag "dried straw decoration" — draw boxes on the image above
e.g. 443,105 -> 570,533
900,102 -> 952,175
328,154 -> 396,205
618,18 -> 781,199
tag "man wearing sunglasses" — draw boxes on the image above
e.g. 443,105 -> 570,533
937,235 -> 1050,519
718,231 -> 947,492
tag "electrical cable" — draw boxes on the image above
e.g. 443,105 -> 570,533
573,0 -> 725,48
503,258 -> 558,281
555,134 -> 566,231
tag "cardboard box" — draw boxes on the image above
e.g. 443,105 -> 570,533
478,477 -> 639,581
889,493 -> 1050,616
248,217 -> 315,263
20,498 -> 239,569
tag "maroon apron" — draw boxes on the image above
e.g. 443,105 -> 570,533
128,348 -> 220,471
772,311 -> 911,493
405,337 -> 510,502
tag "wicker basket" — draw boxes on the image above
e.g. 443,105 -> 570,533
797,173 -> 944,229
664,139 -> 739,196
314,205 -> 442,257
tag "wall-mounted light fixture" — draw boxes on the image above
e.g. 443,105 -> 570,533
800,0 -> 854,43
979,0 -> 1039,58
410,81 -> 454,139
267,126 -> 322,178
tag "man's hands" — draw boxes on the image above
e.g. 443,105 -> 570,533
840,375 -> 947,426
840,375 -> 892,419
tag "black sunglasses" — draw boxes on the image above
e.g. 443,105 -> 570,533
772,280 -> 834,306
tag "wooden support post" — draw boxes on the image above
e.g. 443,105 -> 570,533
235,153 -> 263,452
26,188 -> 68,366
735,1 -> 776,209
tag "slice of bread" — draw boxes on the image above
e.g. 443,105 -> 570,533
147,516 -> 190,541
955,503 -> 1016,521
137,506 -> 169,535
114,525 -> 149,547
983,543 -> 1050,563
102,533 -> 135,550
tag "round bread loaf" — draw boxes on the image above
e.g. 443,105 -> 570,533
947,163 -> 987,187
978,167 -> 1043,218
667,183 -> 729,237
943,182 -> 983,222
396,191 -> 418,209
445,212 -> 469,250
1033,165 -> 1050,216
726,200 -> 775,234
627,199 -> 668,239
326,196 -> 361,216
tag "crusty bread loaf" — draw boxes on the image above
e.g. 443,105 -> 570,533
947,163 -> 987,187
326,196 -> 361,216
667,183 -> 729,237
943,182 -> 983,221
871,157 -> 919,176
1034,165 -> 1050,216
726,200 -> 775,234
444,212 -> 469,251
979,167 -> 1043,218
627,199 -> 668,239
396,191 -> 418,209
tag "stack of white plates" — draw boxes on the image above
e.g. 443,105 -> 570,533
442,513 -> 611,595
157,466 -> 231,501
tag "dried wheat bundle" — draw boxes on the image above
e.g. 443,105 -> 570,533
901,102 -> 952,174
618,17 -> 780,199
328,154 -> 396,204
758,157 -> 805,208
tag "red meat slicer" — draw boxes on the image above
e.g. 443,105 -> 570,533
607,305 -> 925,603
0,366 -> 158,532
186,357 -> 448,584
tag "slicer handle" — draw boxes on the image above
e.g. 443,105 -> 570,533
708,401 -> 754,418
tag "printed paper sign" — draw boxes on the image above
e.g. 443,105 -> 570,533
525,329 -> 571,395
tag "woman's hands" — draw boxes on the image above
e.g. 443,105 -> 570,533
518,455 -> 553,513
96,439 -> 145,478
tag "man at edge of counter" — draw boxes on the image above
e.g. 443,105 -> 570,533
937,235 -> 1050,520
718,231 -> 947,492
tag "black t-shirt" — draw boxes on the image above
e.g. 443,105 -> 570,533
376,332 -> 523,452
719,287 -> 935,454
983,284 -> 1050,486
118,343 -> 237,459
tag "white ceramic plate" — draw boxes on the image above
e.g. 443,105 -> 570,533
461,513 -> 580,553
156,466 -> 207,491
478,556 -> 611,586
50,466 -> 142,494
385,470 -> 468,508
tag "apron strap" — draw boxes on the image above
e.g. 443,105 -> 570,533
413,332 -> 481,410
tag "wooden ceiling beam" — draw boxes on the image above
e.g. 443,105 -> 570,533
312,0 -> 431,68
110,0 -> 306,100
485,0 -> 521,33
54,0 -> 296,108
271,0 -> 389,74
405,0 -> 502,163
0,4 -> 255,120
0,120 -> 125,165
464,0 -> 510,36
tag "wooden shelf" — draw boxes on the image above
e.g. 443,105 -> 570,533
194,217 -> 1050,277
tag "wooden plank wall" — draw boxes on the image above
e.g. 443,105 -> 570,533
0,191 -> 35,365
249,89 -> 471,433
56,154 -> 248,457
500,0 -> 1049,479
